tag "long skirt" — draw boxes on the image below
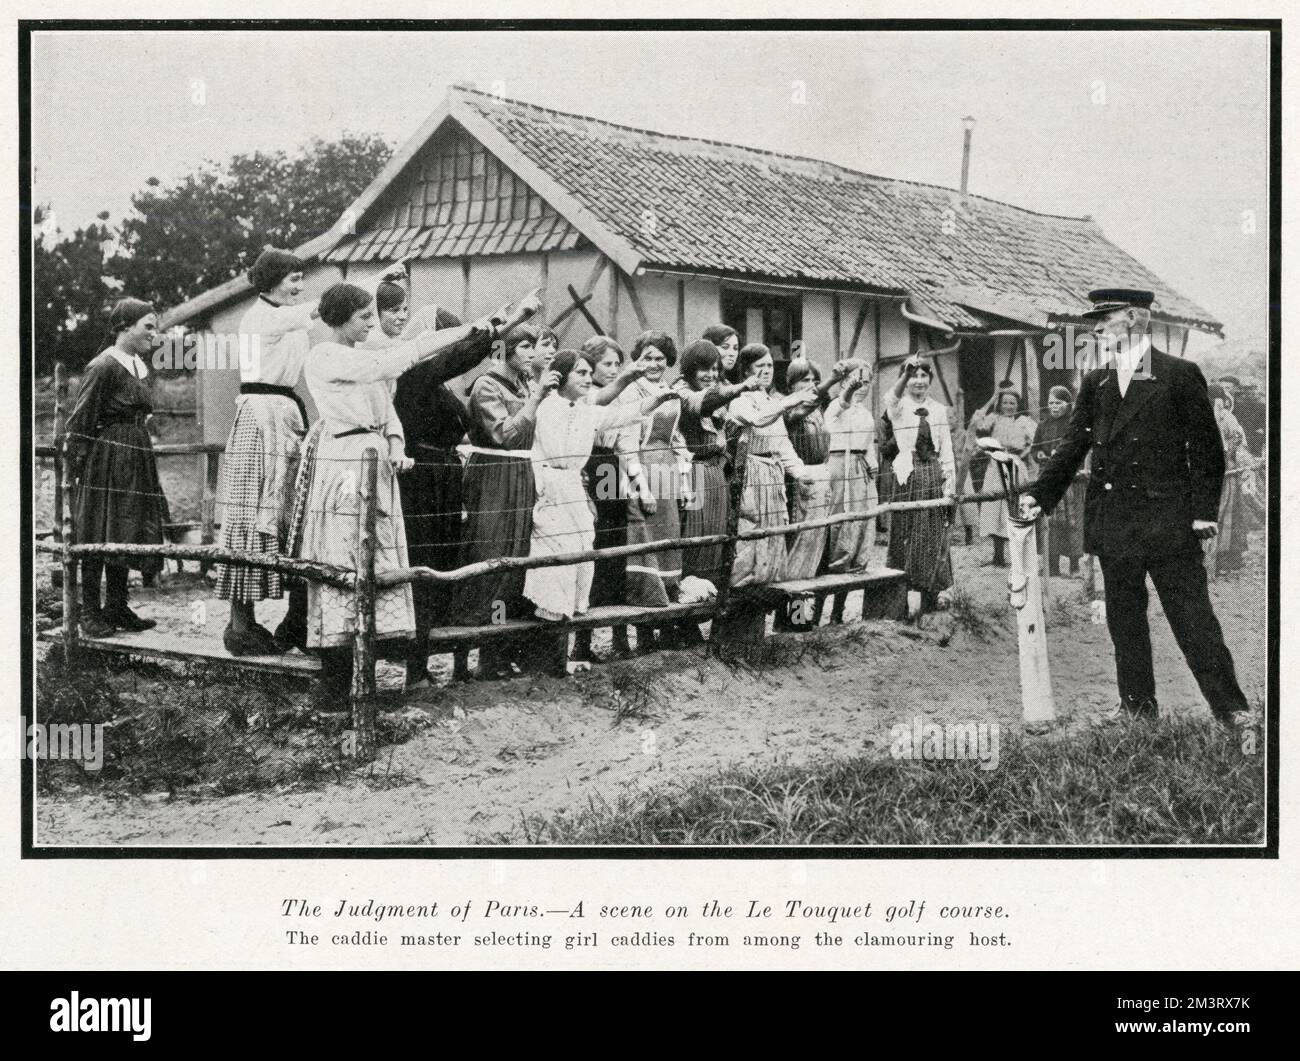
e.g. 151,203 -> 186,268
1205,472 -> 1248,576
680,456 -> 728,585
826,452 -> 879,572
450,450 -> 535,624
586,446 -> 627,607
887,456 -> 953,594
215,394 -> 304,601
978,453 -> 1028,540
402,445 -> 465,633
784,460 -> 833,580
524,466 -> 595,620
1046,474 -> 1085,563
73,420 -> 169,576
298,431 -> 415,648
729,455 -> 788,588
623,446 -> 682,607
958,457 -> 991,532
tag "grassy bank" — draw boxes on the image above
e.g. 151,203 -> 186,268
498,721 -> 1265,846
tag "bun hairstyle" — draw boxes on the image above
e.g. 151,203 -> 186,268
702,324 -> 738,347
549,349 -> 584,389
738,342 -> 772,378
678,340 -> 722,386
375,280 -> 407,315
581,335 -> 625,364
248,247 -> 306,294
107,297 -> 156,335
630,329 -> 678,367
318,282 -> 373,327
903,356 -> 933,381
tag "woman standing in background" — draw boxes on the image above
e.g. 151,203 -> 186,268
66,298 -> 169,636
972,387 -> 1036,567
1029,385 -> 1084,577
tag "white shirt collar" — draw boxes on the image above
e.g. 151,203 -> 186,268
107,346 -> 148,380
1115,334 -> 1152,373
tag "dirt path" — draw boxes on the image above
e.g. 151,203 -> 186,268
35,540 -> 1267,847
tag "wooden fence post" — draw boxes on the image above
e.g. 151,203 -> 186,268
200,450 -> 219,575
51,363 -> 67,590
61,507 -> 78,665
348,448 -> 380,760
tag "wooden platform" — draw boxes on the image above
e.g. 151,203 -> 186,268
424,568 -> 909,650
38,629 -> 322,676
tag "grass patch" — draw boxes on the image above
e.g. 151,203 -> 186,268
945,584 -> 1001,642
498,719 -> 1264,845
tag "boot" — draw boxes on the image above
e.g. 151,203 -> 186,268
992,537 -> 1007,567
101,565 -> 156,631
273,583 -> 309,652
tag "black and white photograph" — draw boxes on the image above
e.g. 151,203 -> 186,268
23,21 -> 1275,855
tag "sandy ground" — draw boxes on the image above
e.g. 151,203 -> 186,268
34,531 -> 1267,847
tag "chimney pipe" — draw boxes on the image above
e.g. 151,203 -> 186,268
960,116 -> 976,195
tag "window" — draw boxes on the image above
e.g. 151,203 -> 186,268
721,288 -> 803,390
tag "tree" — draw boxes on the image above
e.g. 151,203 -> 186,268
112,132 -> 392,311
33,206 -> 119,374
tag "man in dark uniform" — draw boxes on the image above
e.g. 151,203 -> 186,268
1024,289 -> 1253,730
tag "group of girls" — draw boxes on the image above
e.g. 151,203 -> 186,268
70,250 -> 1086,691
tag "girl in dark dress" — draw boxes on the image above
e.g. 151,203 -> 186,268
1029,385 -> 1085,576
384,282 -> 541,687
65,299 -> 168,636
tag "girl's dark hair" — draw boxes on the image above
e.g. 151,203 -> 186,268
375,281 -> 407,315
702,324 -> 738,347
1207,383 -> 1228,404
903,357 -> 934,381
502,323 -> 540,363
107,298 -> 156,335
318,282 -> 374,327
679,340 -> 722,387
996,388 -> 1024,414
738,343 -> 772,378
536,324 -> 559,346
581,335 -> 624,364
630,329 -> 677,367
248,247 -> 306,294
784,358 -> 820,392
550,349 -> 584,389
1048,385 -> 1074,405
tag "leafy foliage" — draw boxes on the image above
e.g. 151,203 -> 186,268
34,133 -> 393,374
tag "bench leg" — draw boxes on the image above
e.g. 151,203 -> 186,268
712,605 -> 767,645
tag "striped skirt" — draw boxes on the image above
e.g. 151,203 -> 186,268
680,456 -> 728,585
623,445 -> 682,608
826,451 -> 879,573
729,455 -> 788,588
215,395 -> 303,602
887,455 -> 953,594
450,450 -> 535,624
784,460 -> 833,581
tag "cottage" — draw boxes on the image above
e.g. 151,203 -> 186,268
162,84 -> 1223,447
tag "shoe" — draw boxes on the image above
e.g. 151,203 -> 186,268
223,624 -> 280,657
80,610 -> 117,638
1102,695 -> 1159,723
273,618 -> 308,653
101,606 -> 156,632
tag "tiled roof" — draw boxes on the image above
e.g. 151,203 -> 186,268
454,87 -> 1219,332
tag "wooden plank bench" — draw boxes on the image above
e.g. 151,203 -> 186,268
424,568 -> 909,651
37,629 -> 322,676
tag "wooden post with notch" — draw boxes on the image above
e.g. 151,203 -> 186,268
348,448 -> 380,760
53,363 -> 65,545
55,363 -> 79,662
200,450 -> 219,575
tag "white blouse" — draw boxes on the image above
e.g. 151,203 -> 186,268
238,297 -> 317,386
305,339 -> 425,441
533,393 -> 647,471
887,395 -> 955,489
825,394 -> 878,471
